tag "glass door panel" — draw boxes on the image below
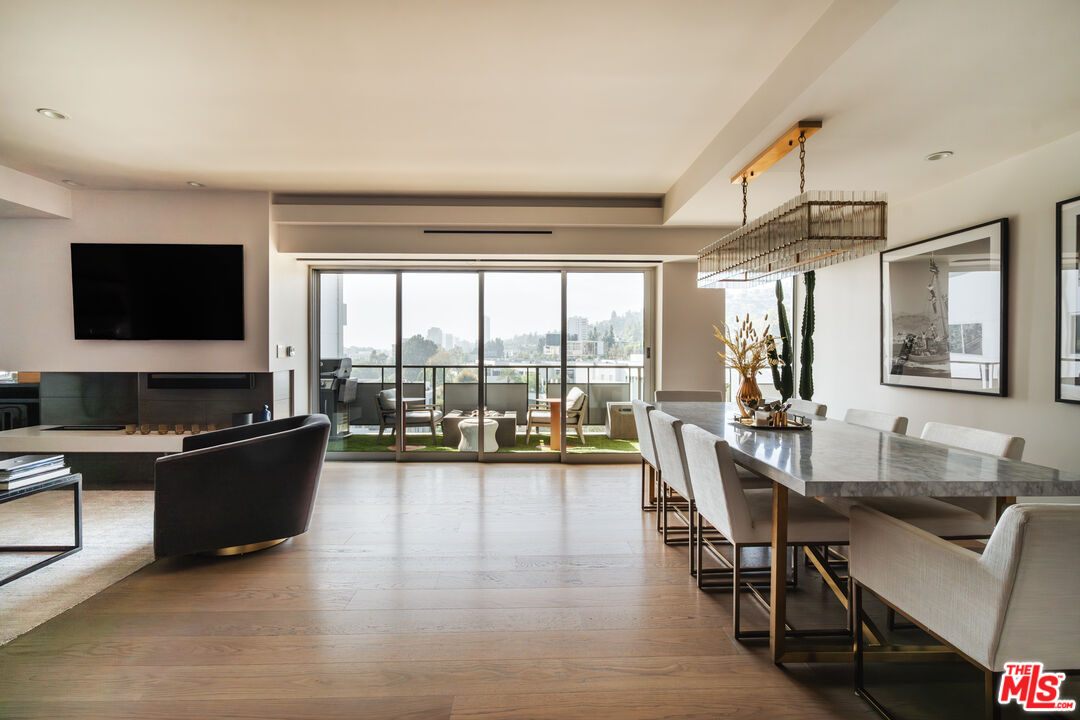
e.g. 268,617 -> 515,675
480,272 -> 561,457
318,271 -> 397,455
400,272 -> 479,455
565,272 -> 645,456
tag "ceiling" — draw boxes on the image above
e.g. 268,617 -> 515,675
1,0 -> 1078,226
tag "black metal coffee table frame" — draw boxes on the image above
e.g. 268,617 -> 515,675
0,473 -> 82,587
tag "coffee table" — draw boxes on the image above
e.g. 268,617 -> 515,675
442,411 -> 517,448
0,472 -> 82,587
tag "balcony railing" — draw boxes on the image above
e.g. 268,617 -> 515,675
341,363 -> 644,427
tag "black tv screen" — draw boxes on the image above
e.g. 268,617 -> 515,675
71,243 -> 244,340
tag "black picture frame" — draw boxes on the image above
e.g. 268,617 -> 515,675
880,218 -> 1008,396
1056,195 -> 1080,404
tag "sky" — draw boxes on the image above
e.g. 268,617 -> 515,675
337,271 -> 645,351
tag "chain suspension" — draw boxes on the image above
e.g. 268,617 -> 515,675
798,133 -> 806,194
741,176 -> 748,226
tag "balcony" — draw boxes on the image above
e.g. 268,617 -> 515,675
324,363 -> 643,454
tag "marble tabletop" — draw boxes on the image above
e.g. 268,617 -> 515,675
0,425 -> 185,453
655,401 -> 1080,498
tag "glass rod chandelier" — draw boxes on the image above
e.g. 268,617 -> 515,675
697,121 -> 887,289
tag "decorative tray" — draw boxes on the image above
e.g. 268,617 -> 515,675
729,416 -> 811,431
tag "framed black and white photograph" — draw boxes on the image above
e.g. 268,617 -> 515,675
881,218 -> 1008,395
1056,194 -> 1080,404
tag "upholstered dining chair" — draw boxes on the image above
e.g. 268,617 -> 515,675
681,424 -> 850,640
652,390 -> 771,490
844,408 -> 909,435
787,398 -> 827,418
649,409 -> 698,574
631,399 -> 660,513
850,503 -> 1080,720
375,388 -> 443,442
526,386 -> 587,444
654,390 -> 726,402
824,422 -> 1025,540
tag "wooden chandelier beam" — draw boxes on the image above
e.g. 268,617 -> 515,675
730,120 -> 823,185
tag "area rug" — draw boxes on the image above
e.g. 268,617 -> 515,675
0,489 -> 154,645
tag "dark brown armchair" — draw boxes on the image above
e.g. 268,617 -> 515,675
153,414 -> 330,558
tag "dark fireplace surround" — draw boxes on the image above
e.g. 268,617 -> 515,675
10,372 -> 281,489
40,372 -> 275,428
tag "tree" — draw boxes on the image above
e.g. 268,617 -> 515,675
427,349 -> 459,366
603,326 -> 616,347
484,337 -> 505,359
401,334 -> 437,366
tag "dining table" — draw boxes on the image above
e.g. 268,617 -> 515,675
655,401 -> 1080,665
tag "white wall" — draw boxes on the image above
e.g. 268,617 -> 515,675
268,218 -> 310,413
656,259 -> 726,395
814,130 -> 1080,472
0,190 -> 271,372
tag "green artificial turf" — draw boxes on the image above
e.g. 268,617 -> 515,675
327,431 -> 639,454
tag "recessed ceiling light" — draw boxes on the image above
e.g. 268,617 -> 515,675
62,179 -> 82,186
187,181 -> 205,188
36,108 -> 67,120
925,150 -> 954,162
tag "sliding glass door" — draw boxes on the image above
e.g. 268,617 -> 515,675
480,272 -> 561,458
318,272 -> 397,455
315,267 -> 650,461
565,272 -> 646,456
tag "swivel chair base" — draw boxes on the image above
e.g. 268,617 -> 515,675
202,537 -> 289,556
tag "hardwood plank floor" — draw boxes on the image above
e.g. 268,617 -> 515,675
0,462 -> 876,719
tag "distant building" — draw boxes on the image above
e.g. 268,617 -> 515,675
567,316 -> 589,342
426,327 -> 443,347
484,315 -> 492,341
445,333 -> 455,349
567,340 -> 604,357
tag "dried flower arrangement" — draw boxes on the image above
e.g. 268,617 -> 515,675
712,314 -> 784,378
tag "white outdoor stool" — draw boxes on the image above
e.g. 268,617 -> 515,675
457,418 -> 499,452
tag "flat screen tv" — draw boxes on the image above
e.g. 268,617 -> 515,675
71,243 -> 244,340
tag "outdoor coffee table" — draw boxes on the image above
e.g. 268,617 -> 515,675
442,411 -> 517,448
0,472 -> 82,587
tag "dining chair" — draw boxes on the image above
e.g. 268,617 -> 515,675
823,421 -> 1025,540
654,390 -> 726,402
631,399 -> 659,513
850,503 -> 1080,720
652,390 -> 772,490
844,408 -> 908,435
788,398 -> 827,418
682,424 -> 850,640
649,410 -> 698,574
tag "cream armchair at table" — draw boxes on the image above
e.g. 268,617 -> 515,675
850,503 -> 1080,720
375,389 -> 443,441
526,386 -> 587,444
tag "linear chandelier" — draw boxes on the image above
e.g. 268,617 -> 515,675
697,121 -> 887,289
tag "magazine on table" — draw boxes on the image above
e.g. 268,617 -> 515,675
0,466 -> 73,490
0,454 -> 64,477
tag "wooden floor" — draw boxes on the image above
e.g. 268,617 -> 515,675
0,462 -> 881,719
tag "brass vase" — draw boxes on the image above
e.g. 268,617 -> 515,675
735,375 -> 763,418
